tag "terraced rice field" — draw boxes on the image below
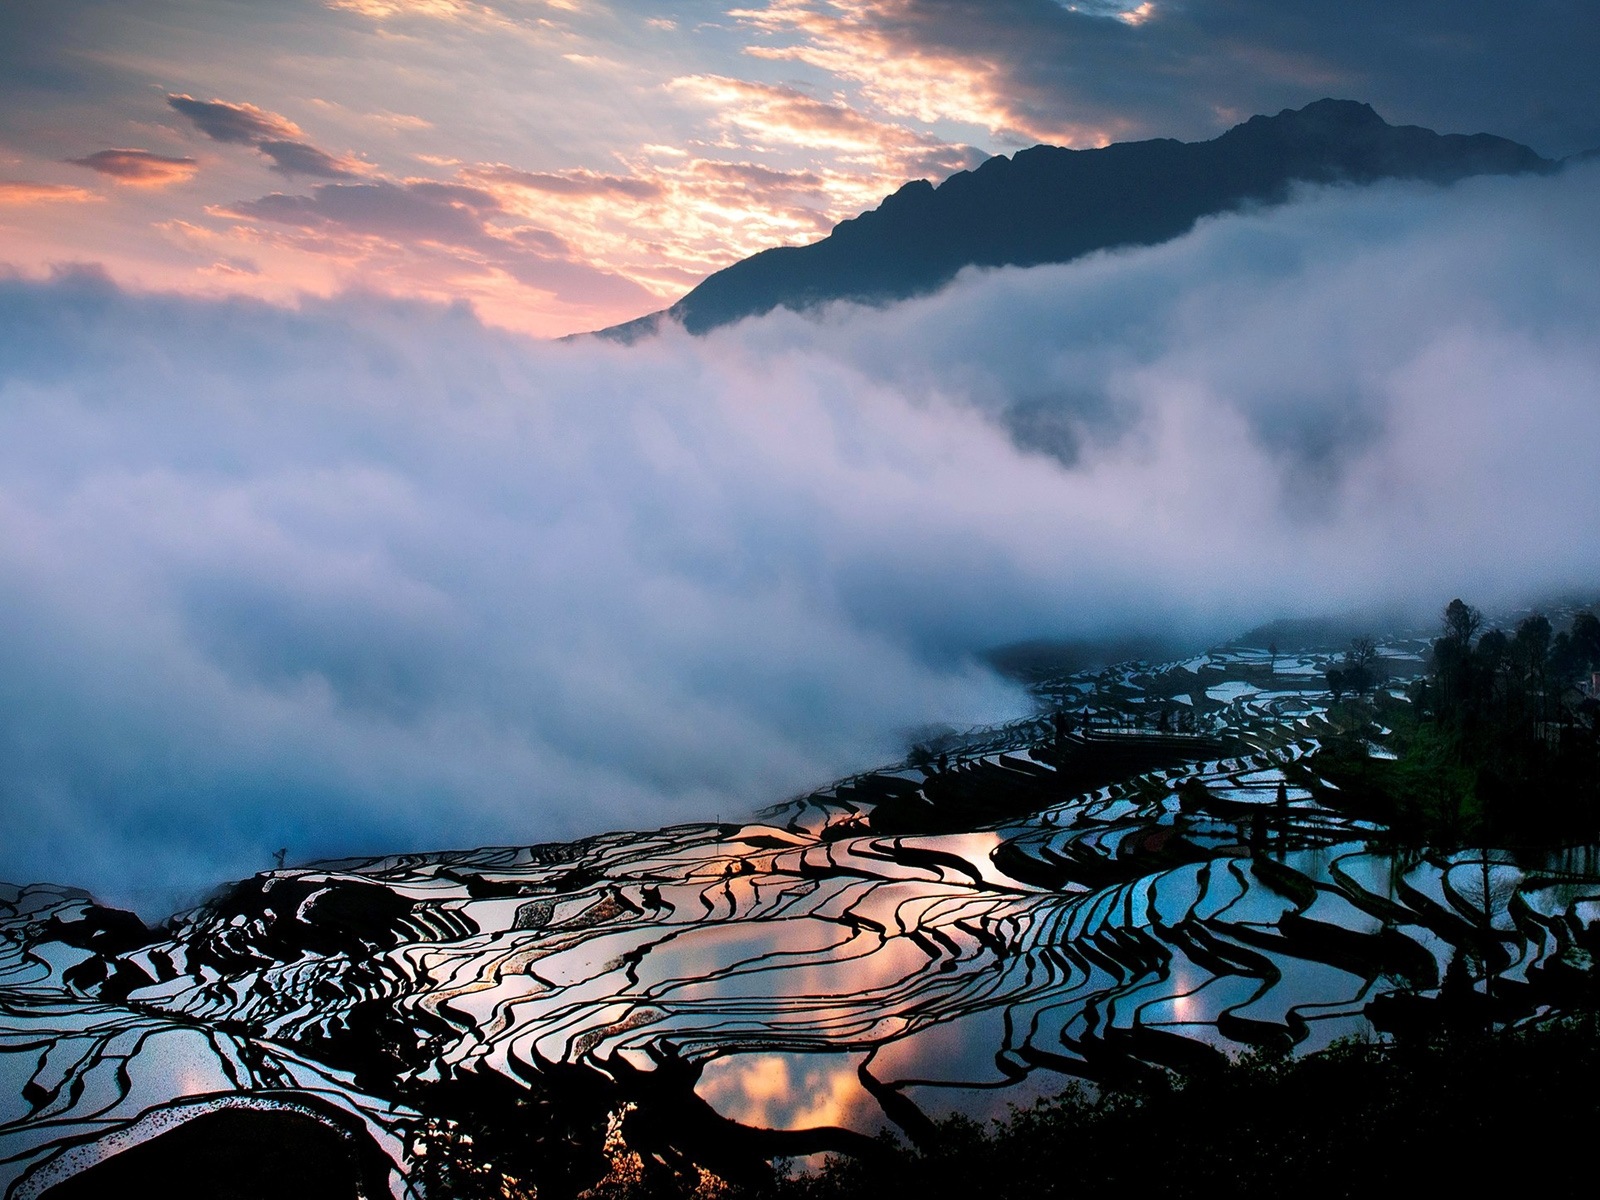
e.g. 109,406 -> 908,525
3,636 -> 1597,1197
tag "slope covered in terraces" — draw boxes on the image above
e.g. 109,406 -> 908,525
3,616 -> 1599,1197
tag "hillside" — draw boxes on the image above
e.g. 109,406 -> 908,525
7,611 -> 1600,1196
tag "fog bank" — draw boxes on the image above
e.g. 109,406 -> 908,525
2,163 -> 1597,911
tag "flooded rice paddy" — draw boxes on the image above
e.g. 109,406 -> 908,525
3,635 -> 1598,1196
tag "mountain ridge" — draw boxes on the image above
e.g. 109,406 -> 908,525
596,99 -> 1552,340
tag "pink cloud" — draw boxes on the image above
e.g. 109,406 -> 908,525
66,149 -> 200,187
0,181 -> 100,205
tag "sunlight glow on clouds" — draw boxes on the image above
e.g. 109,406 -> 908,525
0,60 -> 983,332
672,74 -> 951,158
0,1 -> 1594,334
732,0 -> 1060,142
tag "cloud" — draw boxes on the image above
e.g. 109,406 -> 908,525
729,0 -> 1110,145
66,148 -> 199,186
168,94 -> 303,145
216,176 -> 653,310
168,94 -> 361,178
1,165 -> 1597,915
463,138 -> 983,309
326,0 -> 490,23
227,179 -> 503,244
255,140 -> 361,180
156,82 -> 966,319
201,256 -> 262,277
214,141 -> 985,321
670,74 -> 972,159
729,1 -> 1600,156
0,181 -> 99,204
469,165 -> 664,201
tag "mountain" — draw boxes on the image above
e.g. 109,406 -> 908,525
600,100 -> 1550,339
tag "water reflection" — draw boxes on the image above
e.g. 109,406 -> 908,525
696,1052 -> 873,1133
5,639 -> 1600,1191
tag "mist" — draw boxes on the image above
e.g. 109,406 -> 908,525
2,163 -> 1597,913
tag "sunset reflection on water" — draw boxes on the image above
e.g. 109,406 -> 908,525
696,1051 -> 875,1133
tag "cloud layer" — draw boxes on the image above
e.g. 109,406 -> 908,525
2,164 -> 1597,913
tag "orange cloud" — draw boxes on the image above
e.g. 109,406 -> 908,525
326,0 -> 480,20
201,135 -> 932,329
202,261 -> 261,277
671,74 -> 953,158
0,181 -> 99,205
322,0 -> 557,38
458,105 -> 984,310
731,1 -> 1018,135
9,20 -> 995,335
66,149 -> 200,187
469,151 -> 901,300
731,1 -> 1124,146
205,171 -> 656,331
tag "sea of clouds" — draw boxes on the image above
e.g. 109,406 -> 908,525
2,162 -> 1597,913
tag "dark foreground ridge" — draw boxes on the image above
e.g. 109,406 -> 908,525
597,100 -> 1551,339
750,1018 -> 1600,1200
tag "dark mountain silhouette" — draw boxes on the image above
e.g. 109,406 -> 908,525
599,100 -> 1550,339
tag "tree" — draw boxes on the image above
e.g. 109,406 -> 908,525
1476,629 -> 1510,717
1572,611 -> 1600,667
1551,612 -> 1600,691
1434,600 -> 1484,713
1341,636 -> 1379,696
1443,599 -> 1483,649
1512,614 -> 1553,721
1476,628 -> 1509,666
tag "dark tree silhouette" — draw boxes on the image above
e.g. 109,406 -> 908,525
1443,599 -> 1484,649
1413,602 -> 1600,840
1345,636 -> 1379,695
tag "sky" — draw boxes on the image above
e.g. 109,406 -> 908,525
3,1 -> 1599,337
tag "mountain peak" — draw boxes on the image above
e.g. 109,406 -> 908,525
597,101 -> 1550,339
1268,98 -> 1385,127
